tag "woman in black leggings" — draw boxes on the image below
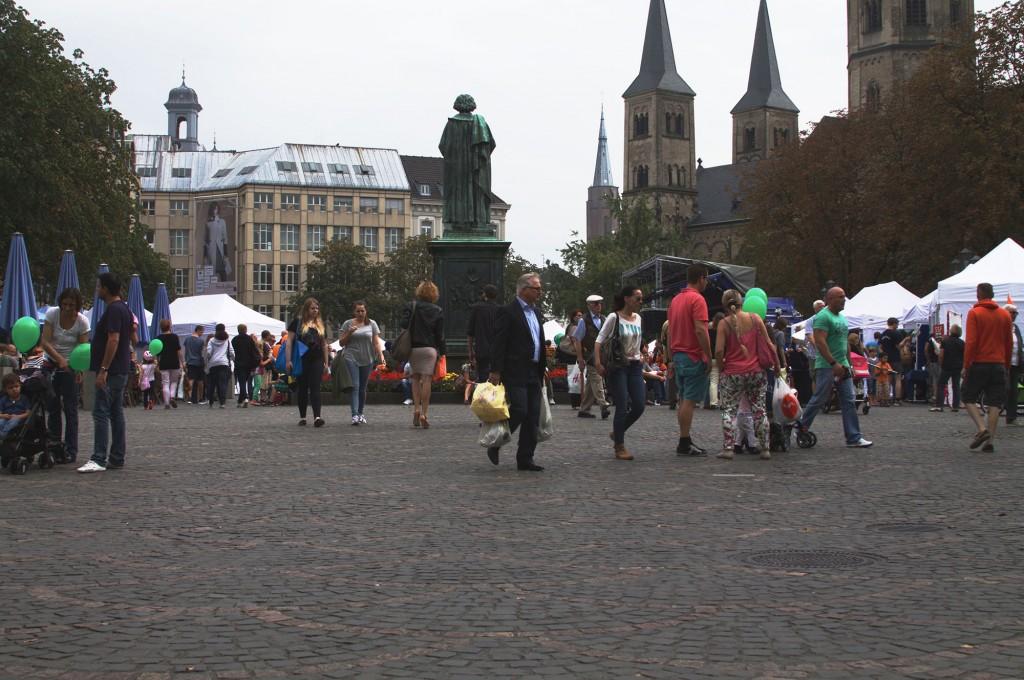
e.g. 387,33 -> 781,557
287,298 -> 329,427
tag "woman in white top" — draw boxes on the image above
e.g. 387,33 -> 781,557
594,286 -> 646,461
338,300 -> 385,426
40,288 -> 90,463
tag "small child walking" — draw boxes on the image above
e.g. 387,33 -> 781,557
140,352 -> 157,410
460,361 -> 475,405
875,355 -> 893,406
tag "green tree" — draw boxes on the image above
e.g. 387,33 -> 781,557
0,0 -> 170,303
377,235 -> 433,332
502,249 -> 541,302
293,241 -> 379,330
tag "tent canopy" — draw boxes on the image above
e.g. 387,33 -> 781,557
843,281 -> 920,335
936,238 -> 1024,304
168,294 -> 286,338
901,290 -> 936,328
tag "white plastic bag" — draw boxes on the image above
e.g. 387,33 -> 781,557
478,421 -> 512,448
772,376 -> 802,424
471,382 -> 510,423
538,385 -> 554,442
567,363 -> 582,395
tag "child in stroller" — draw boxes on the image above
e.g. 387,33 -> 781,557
1,367 -> 61,475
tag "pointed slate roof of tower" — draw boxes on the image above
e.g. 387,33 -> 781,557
592,107 -> 615,187
731,0 -> 798,114
623,0 -> 695,98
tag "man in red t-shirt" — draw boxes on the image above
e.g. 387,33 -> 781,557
668,264 -> 712,456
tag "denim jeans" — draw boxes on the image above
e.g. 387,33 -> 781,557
48,369 -> 80,459
92,372 -> 128,467
607,361 -> 646,445
800,368 -> 863,444
208,365 -> 231,405
345,359 -> 373,416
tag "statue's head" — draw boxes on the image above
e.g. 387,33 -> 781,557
453,94 -> 477,113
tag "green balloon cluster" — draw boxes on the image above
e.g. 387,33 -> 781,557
746,287 -> 768,302
742,294 -> 768,319
148,338 -> 164,356
69,343 -> 91,372
11,316 -> 40,353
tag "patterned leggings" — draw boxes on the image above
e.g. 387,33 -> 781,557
719,371 -> 769,450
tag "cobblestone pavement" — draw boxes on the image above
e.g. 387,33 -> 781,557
1,398 -> 1022,679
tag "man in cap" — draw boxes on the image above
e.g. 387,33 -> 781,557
1005,303 -> 1022,426
572,294 -> 611,419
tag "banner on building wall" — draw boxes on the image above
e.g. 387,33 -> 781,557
195,198 -> 238,296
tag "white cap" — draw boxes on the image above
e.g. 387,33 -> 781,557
586,295 -> 604,303
1006,304 -> 1018,313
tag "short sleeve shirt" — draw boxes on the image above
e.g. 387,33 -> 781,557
879,328 -> 906,363
156,333 -> 182,370
813,308 -> 850,370
43,307 -> 90,362
597,313 -> 643,361
340,319 -> 380,367
668,287 -> 709,362
90,300 -> 134,374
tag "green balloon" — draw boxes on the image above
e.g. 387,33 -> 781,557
746,287 -> 768,302
11,316 -> 40,352
148,338 -> 164,356
553,333 -> 564,345
69,343 -> 91,372
742,296 -> 768,319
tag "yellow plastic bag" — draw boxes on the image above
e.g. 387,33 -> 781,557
471,382 -> 510,423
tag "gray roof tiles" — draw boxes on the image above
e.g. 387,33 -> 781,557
623,0 -> 695,98
689,163 -> 748,227
592,107 -> 615,188
731,0 -> 798,114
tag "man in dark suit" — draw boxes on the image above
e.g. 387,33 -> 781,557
466,284 -> 500,382
488,272 -> 546,471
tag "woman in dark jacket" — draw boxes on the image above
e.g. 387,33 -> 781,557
230,324 -> 259,407
401,280 -> 446,429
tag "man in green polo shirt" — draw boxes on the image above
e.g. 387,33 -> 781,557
798,286 -> 873,448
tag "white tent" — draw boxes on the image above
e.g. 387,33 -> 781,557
543,319 -> 566,340
843,282 -> 921,337
935,237 -> 1024,338
901,290 -> 936,329
167,294 -> 286,338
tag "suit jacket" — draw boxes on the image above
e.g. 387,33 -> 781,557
491,300 -> 546,386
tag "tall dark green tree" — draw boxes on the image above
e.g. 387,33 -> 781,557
292,241 -> 380,329
0,0 -> 169,303
376,235 -> 434,332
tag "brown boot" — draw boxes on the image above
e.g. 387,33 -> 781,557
614,443 -> 634,460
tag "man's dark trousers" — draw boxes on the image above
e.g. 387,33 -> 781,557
506,373 -> 541,467
1008,365 -> 1021,423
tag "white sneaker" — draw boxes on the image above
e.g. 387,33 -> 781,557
847,438 -> 873,448
77,460 -> 106,473
402,399 -> 413,406
548,399 -> 556,406
358,414 -> 367,424
351,415 -> 360,426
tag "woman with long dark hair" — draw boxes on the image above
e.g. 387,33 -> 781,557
339,300 -> 384,426
714,290 -> 779,460
40,287 -> 90,462
203,323 -> 234,409
594,286 -> 646,460
287,298 -> 329,427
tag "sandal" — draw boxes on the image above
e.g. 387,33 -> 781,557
420,415 -> 430,429
413,411 -> 421,427
969,429 -> 991,450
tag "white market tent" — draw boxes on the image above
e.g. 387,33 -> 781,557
935,237 -> 1024,338
843,282 -> 921,337
901,290 -> 936,328
167,294 -> 286,338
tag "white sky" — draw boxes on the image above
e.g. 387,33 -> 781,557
22,0 -> 1002,266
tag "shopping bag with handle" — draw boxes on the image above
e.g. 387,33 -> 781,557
471,381 -> 510,423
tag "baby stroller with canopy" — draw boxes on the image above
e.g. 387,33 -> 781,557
1,368 -> 62,475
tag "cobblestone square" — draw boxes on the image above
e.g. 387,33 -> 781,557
1,401 -> 1022,679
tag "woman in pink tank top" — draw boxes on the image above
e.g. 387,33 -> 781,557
714,290 -> 779,460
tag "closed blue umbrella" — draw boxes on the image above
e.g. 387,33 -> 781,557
89,263 -> 109,340
127,274 -> 151,346
150,283 -> 171,339
0,232 -> 38,332
54,249 -> 81,305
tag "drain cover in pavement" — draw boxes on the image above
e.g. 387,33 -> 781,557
868,522 -> 943,533
738,549 -> 879,569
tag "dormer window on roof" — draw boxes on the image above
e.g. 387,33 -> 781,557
418,184 -> 431,197
355,164 -> 375,176
171,167 -> 191,178
212,168 -> 233,178
301,162 -> 324,173
238,165 -> 257,175
136,166 -> 157,177
276,161 -> 298,172
328,163 -> 350,175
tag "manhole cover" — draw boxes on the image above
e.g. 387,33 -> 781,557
738,549 -> 879,569
869,522 -> 943,533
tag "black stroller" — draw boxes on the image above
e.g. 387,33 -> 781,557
1,368 -> 65,475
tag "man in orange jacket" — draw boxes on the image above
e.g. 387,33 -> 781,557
962,282 -> 1013,452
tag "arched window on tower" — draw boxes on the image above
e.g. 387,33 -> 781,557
636,165 -> 649,189
906,0 -> 927,26
743,126 -> 756,153
667,165 -> 674,186
674,113 -> 684,136
679,166 -> 688,188
176,116 -> 188,140
864,0 -> 883,32
950,0 -> 962,24
665,112 -> 673,135
866,81 -> 882,112
633,114 -> 642,139
642,113 -> 649,136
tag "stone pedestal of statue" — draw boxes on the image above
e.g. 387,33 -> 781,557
428,237 -> 511,362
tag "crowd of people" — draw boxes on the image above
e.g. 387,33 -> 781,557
0,267 -> 1019,476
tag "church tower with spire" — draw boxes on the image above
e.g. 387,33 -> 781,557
586,107 -> 620,241
622,0 -> 697,229
165,72 -> 203,151
731,0 -> 799,164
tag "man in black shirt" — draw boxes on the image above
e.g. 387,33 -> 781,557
932,324 -> 965,412
879,318 -> 908,403
78,272 -> 134,473
466,284 -> 499,382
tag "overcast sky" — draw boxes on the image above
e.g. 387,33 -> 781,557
22,0 -> 1002,266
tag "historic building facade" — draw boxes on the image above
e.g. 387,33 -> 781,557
848,0 -> 974,111
134,80 -> 510,320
